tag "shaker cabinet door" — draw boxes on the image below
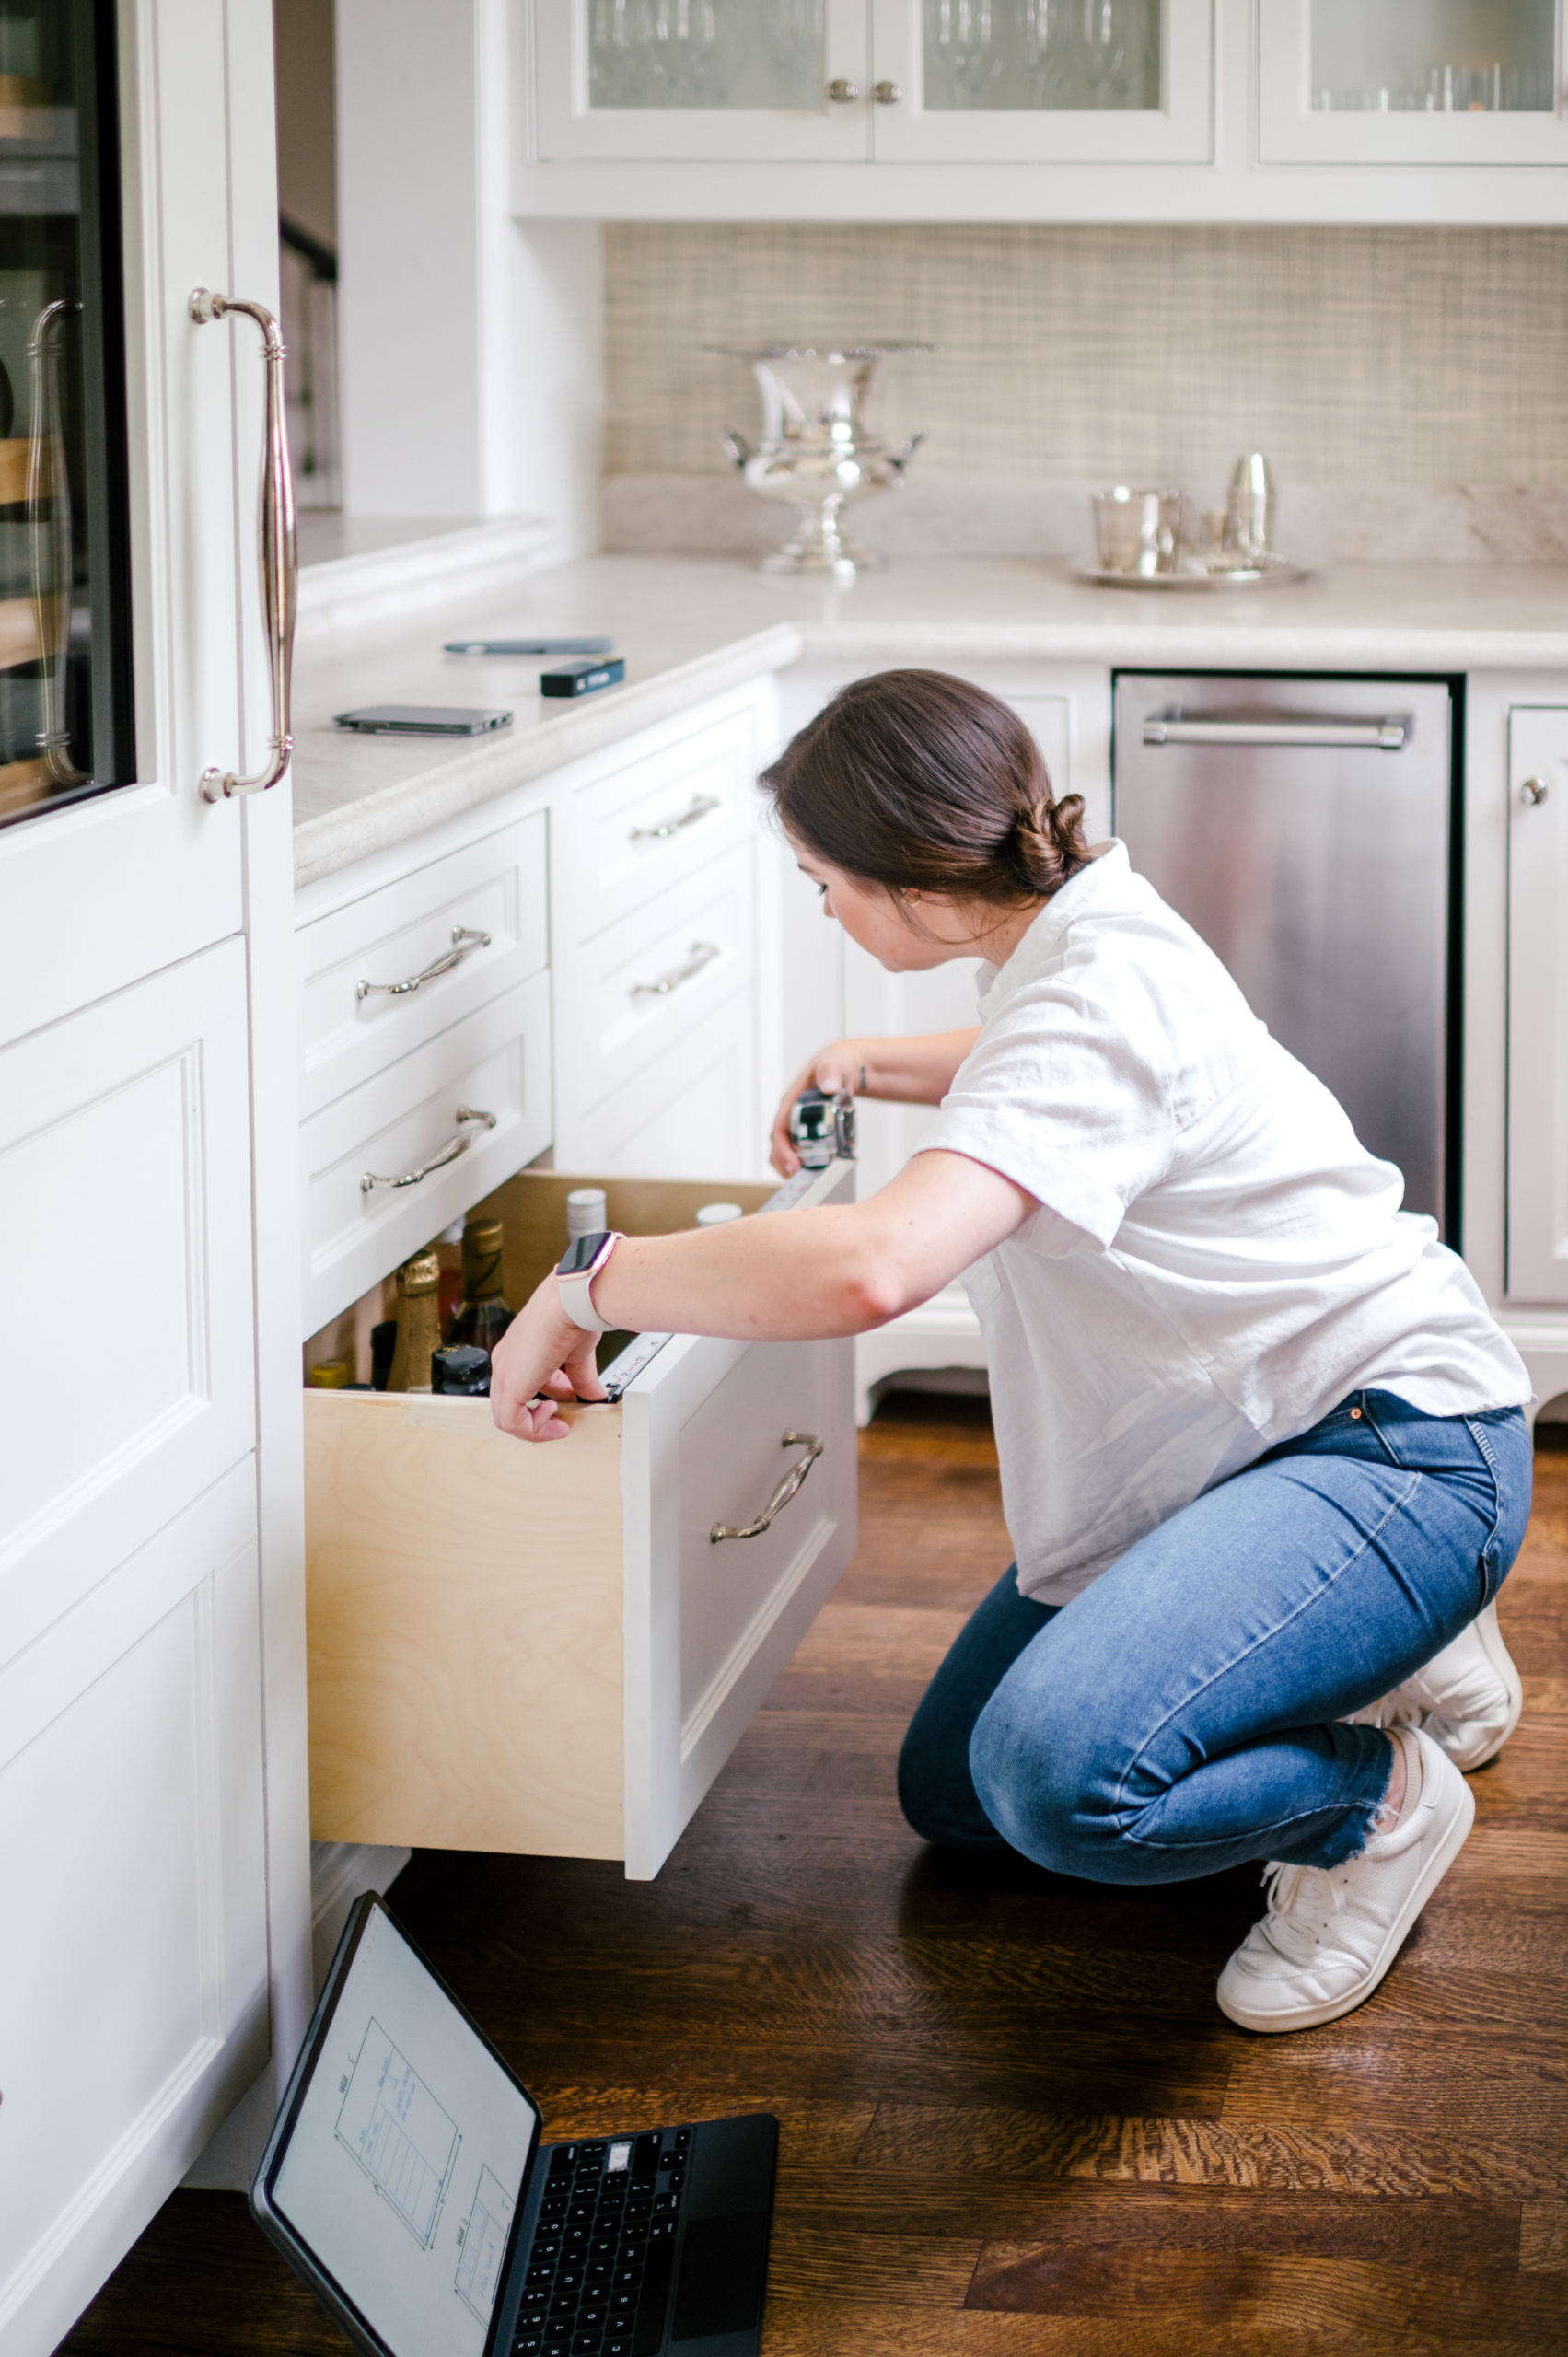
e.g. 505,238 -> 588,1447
0,1463 -> 268,2357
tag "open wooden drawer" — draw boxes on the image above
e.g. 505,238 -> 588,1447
303,1159 -> 856,1878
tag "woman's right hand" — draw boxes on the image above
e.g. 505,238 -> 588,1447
770,1039 -> 862,1176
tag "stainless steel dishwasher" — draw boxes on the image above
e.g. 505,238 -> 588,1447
1112,673 -> 1455,1228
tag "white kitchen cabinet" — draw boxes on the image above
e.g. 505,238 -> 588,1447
1505,705 -> 1568,1303
296,810 -> 548,1120
514,0 -> 1568,219
0,2 -> 309,2340
0,1463 -> 268,2357
299,969 -> 554,1334
1259,0 -> 1568,167
301,1163 -> 857,1880
572,985 -> 761,1178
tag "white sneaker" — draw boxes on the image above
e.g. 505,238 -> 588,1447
1347,1602 -> 1523,1771
1216,1725 -> 1474,2034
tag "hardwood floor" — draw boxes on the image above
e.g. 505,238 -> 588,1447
61,1400 -> 1568,2356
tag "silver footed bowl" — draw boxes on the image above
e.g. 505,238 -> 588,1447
708,341 -> 931,580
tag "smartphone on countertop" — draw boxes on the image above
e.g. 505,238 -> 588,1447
444,636 -> 614,656
333,704 -> 513,737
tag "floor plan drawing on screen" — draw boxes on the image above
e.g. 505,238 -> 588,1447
454,2165 -> 515,2320
335,2019 -> 461,2247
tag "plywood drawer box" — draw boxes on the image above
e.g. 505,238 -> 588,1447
555,702 -> 758,949
300,970 -> 552,1333
297,810 -> 548,1120
304,1160 -> 856,1879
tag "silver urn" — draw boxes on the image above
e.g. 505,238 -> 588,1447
710,341 -> 930,580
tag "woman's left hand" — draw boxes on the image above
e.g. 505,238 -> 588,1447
489,1274 -> 609,1440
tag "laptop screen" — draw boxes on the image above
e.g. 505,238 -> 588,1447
270,1903 -> 539,2357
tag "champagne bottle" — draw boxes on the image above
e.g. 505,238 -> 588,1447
444,1216 -> 512,1354
387,1248 -> 442,1391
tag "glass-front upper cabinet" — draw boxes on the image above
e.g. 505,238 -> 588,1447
866,0 -> 1214,160
530,0 -> 1213,163
0,0 -> 132,830
1260,0 -> 1568,164
534,1 -> 874,160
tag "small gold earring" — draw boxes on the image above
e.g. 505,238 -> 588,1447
902,888 -> 921,903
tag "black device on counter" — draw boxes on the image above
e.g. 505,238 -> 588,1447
787,1086 -> 856,1169
540,656 -> 625,700
446,637 -> 614,657
251,1893 -> 777,2357
335,705 -> 514,737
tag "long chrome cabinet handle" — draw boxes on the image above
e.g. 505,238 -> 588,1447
1142,714 -> 1408,751
191,289 -> 296,801
628,792 -> 720,842
360,1106 -> 496,1194
711,1431 -> 823,1544
629,940 -> 721,1000
357,925 -> 492,1003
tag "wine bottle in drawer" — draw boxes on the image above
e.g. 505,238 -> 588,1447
444,1216 -> 513,1354
387,1248 -> 442,1391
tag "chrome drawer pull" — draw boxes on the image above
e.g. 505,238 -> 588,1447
711,1430 -> 823,1544
629,792 -> 720,842
360,1106 -> 496,1194
357,925 -> 492,1003
1142,714 -> 1408,752
630,940 -> 721,1000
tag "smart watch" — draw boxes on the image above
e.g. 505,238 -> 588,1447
555,1229 -> 624,1336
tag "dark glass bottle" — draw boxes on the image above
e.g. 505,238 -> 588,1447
444,1216 -> 512,1354
432,1343 -> 490,1396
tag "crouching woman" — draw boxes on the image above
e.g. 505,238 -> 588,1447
490,668 -> 1532,2035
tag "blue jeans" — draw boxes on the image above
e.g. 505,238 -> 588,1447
898,1392 -> 1531,1880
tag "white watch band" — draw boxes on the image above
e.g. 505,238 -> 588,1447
556,1230 -> 623,1336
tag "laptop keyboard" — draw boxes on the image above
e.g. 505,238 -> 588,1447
513,2126 -> 691,2357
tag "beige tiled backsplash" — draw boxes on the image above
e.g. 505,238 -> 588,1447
604,223 -> 1568,560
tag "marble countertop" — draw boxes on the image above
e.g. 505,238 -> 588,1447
292,553 -> 1568,888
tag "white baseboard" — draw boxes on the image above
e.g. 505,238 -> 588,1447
310,1840 -> 413,1988
180,1842 -> 412,2194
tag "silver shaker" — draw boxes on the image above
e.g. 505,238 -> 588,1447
1225,453 -> 1276,561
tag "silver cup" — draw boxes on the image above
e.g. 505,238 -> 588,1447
1093,486 -> 1182,576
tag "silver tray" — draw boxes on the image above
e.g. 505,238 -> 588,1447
1073,557 -> 1309,591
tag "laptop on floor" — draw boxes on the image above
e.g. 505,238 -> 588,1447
251,1894 -> 777,2357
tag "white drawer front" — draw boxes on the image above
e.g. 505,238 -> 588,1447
568,987 -> 759,1181
558,707 -> 756,947
300,970 -> 552,1332
563,843 -> 752,1126
677,1341 -> 843,1753
297,812 -> 548,1120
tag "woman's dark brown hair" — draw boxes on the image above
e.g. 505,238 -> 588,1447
760,668 -> 1092,911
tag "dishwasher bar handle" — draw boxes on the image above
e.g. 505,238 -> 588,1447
1142,714 -> 1408,752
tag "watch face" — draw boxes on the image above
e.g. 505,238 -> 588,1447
558,1230 -> 611,1275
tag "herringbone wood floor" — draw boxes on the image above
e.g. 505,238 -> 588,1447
60,1401 -> 1568,2355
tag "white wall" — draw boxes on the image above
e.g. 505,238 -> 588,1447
335,0 -> 602,552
